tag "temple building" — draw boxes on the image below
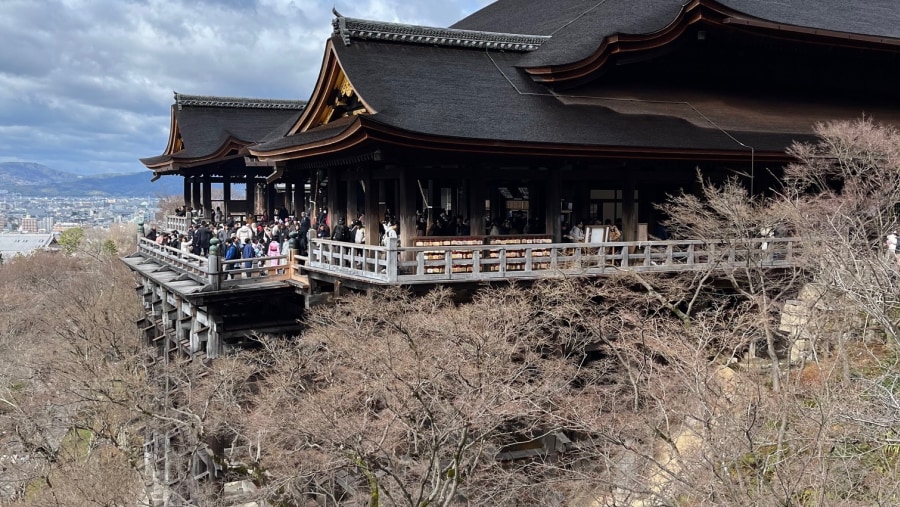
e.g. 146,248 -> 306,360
130,0 -> 900,351
126,0 -> 900,502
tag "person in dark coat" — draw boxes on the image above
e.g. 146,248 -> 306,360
196,221 -> 212,255
241,238 -> 256,278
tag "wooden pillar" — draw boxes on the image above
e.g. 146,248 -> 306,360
327,167 -> 338,226
189,306 -> 200,354
288,179 -> 306,217
191,176 -> 201,211
245,176 -> 256,221
427,179 -> 436,229
378,179 -> 387,221
622,170 -> 637,241
398,170 -> 416,260
202,177 -> 212,218
222,173 -> 231,218
457,178 -> 469,221
283,182 -> 293,214
207,318 -> 222,359
468,171 -> 486,235
266,182 -> 276,220
183,178 -> 191,207
347,177 -> 359,222
546,168 -> 562,242
364,169 -> 380,245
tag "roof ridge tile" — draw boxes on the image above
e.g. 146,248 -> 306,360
332,13 -> 549,51
174,93 -> 307,110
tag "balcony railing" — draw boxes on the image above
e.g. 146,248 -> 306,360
300,236 -> 800,284
135,235 -> 801,291
135,237 -> 291,290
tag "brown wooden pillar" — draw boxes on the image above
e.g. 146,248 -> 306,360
202,177 -> 212,218
222,173 -> 231,218
288,179 -> 306,217
468,170 -> 486,235
183,178 -> 191,207
326,167 -> 338,226
364,169 -> 379,245
622,170 -> 637,241
265,182 -> 276,219
377,179 -> 387,222
546,168 -> 561,242
398,170 -> 416,260
282,183 -> 292,213
191,176 -> 201,212
457,178 -> 469,222
245,176 -> 255,221
347,177 -> 359,222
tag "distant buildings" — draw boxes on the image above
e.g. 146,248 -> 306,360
19,217 -> 38,233
0,233 -> 56,259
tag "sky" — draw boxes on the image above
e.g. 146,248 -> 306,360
0,0 -> 495,176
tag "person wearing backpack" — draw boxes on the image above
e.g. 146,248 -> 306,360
332,218 -> 349,243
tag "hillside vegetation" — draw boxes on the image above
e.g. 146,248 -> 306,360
1,119 -> 900,506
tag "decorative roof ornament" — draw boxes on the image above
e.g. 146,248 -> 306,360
331,13 -> 549,51
174,92 -> 307,111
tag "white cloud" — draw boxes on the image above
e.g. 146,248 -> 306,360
0,0 -> 495,175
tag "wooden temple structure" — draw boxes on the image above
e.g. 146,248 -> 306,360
128,0 -> 900,352
125,0 -> 900,498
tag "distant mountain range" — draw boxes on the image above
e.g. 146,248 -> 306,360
0,162 -> 181,197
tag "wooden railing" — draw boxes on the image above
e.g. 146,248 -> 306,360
136,237 -> 291,289
297,236 -> 801,285
163,213 -> 195,236
138,235 -> 801,290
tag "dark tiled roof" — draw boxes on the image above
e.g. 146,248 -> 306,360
252,117 -> 355,153
721,0 -> 900,38
140,93 -> 306,166
262,35 -> 807,155
452,0 -> 900,67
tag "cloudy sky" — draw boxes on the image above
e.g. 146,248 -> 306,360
0,0 -> 494,176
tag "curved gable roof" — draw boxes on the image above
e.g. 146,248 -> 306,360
140,93 -> 306,169
453,0 -> 900,71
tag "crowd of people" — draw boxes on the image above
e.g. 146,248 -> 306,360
148,206 -> 633,268
147,206 -> 317,277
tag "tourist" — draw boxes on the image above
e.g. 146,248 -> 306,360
353,219 -> 365,244
565,220 -> 585,242
241,238 -> 255,278
332,218 -> 350,242
267,238 -> 281,274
